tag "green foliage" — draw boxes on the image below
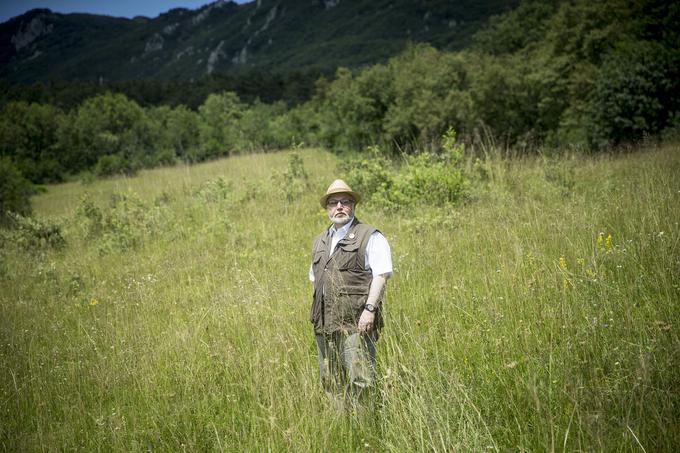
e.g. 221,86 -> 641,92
387,151 -> 466,207
197,91 -> 245,160
94,154 -> 137,177
276,152 -> 310,201
74,192 -> 163,253
316,66 -> 394,151
310,0 -> 679,152
384,46 -> 471,150
340,147 -> 394,200
237,101 -> 298,150
75,195 -> 104,239
58,92 -> 151,173
343,129 -> 467,209
195,177 -> 235,203
146,105 -> 200,164
316,46 -> 475,152
1,0 -> 678,187
589,40 -> 679,147
473,0 -> 558,55
0,212 -> 65,251
97,194 -> 152,253
0,101 -> 65,183
0,157 -> 34,225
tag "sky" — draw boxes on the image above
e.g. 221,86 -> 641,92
0,0 -> 252,24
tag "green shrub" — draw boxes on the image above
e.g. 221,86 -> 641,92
0,157 -> 34,226
274,152 -> 310,201
0,212 -> 65,251
344,128 -> 467,209
75,195 -> 104,238
74,192 -> 159,253
386,152 -> 465,207
339,146 -> 394,199
94,154 -> 137,177
196,177 -> 235,203
0,102 -> 65,183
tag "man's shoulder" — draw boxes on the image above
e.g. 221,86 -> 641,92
311,227 -> 329,251
352,221 -> 380,237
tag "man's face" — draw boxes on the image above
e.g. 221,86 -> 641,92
326,193 -> 355,226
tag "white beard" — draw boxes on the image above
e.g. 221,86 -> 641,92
329,214 -> 351,226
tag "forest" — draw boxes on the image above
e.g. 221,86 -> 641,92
1,0 -> 679,220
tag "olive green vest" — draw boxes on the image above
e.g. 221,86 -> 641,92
310,218 -> 384,335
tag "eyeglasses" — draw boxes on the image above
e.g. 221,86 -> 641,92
326,198 -> 354,207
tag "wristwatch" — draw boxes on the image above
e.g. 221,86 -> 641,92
364,303 -> 377,313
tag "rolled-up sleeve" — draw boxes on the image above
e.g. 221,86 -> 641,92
365,232 -> 393,278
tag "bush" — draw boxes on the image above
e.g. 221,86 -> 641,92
0,157 -> 34,226
0,212 -> 65,251
387,151 -> 466,207
60,93 -> 151,173
94,154 -> 137,177
344,128 -> 468,209
75,195 -> 104,238
74,193 -> 160,253
339,146 -> 394,198
0,102 -> 65,183
589,41 -> 678,147
276,153 -> 310,201
196,177 -> 234,203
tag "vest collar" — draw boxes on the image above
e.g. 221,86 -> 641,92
321,217 -> 360,257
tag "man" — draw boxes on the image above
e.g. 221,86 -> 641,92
309,179 -> 392,404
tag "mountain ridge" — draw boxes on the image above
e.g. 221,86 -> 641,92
0,0 -> 518,83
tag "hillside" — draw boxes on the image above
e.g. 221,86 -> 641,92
0,0 -> 517,83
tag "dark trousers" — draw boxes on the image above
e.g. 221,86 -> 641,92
315,331 -> 377,401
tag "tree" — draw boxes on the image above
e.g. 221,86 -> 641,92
0,157 -> 34,226
58,93 -> 150,173
147,105 -> 200,164
589,40 -> 678,146
197,92 -> 245,160
0,101 -> 65,183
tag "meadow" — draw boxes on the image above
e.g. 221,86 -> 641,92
1,143 -> 679,451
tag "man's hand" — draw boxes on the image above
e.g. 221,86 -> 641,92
357,310 -> 375,334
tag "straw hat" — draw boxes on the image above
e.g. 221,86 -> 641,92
320,179 -> 361,207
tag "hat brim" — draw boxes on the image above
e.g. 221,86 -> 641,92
320,190 -> 361,208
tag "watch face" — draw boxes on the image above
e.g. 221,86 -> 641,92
366,304 -> 376,312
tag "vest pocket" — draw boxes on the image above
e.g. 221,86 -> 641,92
339,285 -> 369,312
333,242 -> 360,270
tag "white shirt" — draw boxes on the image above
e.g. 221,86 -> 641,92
308,218 -> 393,282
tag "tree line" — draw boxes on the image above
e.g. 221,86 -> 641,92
1,0 -> 679,221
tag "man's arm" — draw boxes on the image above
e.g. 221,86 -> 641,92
357,274 -> 388,333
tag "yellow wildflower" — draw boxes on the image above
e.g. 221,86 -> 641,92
90,298 -> 98,306
606,233 -> 613,250
559,256 -> 567,269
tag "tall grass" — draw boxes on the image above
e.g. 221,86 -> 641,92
1,145 -> 679,451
